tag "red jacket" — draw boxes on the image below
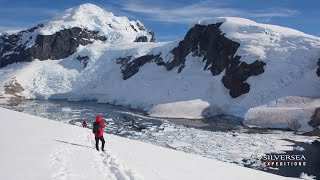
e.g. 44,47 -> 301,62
95,116 -> 106,138
82,120 -> 88,128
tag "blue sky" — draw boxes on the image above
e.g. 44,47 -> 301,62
0,0 -> 319,41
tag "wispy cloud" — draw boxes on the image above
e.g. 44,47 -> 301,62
249,8 -> 299,18
120,1 -> 299,23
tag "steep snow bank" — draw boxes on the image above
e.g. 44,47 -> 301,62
244,96 -> 320,131
148,99 -> 220,119
0,107 -> 295,180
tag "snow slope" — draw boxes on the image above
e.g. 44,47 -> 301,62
148,99 -> 214,119
0,4 -> 320,130
244,96 -> 320,131
0,107 -> 295,180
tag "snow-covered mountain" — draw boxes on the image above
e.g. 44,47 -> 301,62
0,4 -> 320,131
0,4 -> 155,68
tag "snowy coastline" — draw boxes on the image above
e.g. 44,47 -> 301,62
0,107 -> 301,180
1,99 -> 319,178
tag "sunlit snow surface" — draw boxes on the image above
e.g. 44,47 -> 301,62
0,107 -> 297,180
4,100 -> 317,168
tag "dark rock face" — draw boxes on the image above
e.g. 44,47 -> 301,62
118,23 -> 266,97
3,77 -> 25,106
166,23 -> 237,74
310,107 -> 320,128
0,26 -> 106,68
134,31 -> 157,42
31,27 -> 106,60
222,60 -> 266,98
4,78 -> 25,97
130,25 -> 138,32
136,22 -> 146,31
117,54 -> 164,80
149,31 -> 157,42
116,56 -> 132,68
77,55 -> 90,68
316,58 -> 320,77
167,23 -> 266,98
134,36 -> 148,42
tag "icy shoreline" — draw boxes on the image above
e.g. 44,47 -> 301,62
244,96 -> 320,132
2,100 -> 319,166
3,106 -> 301,180
2,95 -> 320,133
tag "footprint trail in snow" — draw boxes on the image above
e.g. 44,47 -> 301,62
86,132 -> 140,180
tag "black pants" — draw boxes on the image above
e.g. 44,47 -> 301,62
95,136 -> 105,151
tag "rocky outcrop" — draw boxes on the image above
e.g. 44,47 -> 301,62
134,36 -> 148,42
117,54 -> 164,80
166,23 -> 237,74
4,78 -> 24,97
118,23 -> 266,98
116,56 -> 132,70
222,60 -> 266,98
134,31 -> 157,42
136,22 -> 146,31
77,55 -> 90,68
310,107 -> 320,128
166,23 -> 266,98
316,58 -> 320,77
149,31 -> 157,42
31,27 -> 106,60
0,26 -> 106,68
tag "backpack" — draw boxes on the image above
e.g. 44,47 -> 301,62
92,122 -> 101,134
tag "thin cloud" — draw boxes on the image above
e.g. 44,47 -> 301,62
121,1 -> 299,23
249,8 -> 300,18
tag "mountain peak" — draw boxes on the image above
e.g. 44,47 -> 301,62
194,17 -> 315,38
58,3 -> 115,20
36,3 -> 155,43
76,3 -> 106,10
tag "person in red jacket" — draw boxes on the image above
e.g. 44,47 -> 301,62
93,116 -> 106,151
82,120 -> 88,128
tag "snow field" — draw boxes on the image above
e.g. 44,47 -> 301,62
0,107 -> 298,180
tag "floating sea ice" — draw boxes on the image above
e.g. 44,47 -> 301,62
293,146 -> 305,151
168,141 -> 192,149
